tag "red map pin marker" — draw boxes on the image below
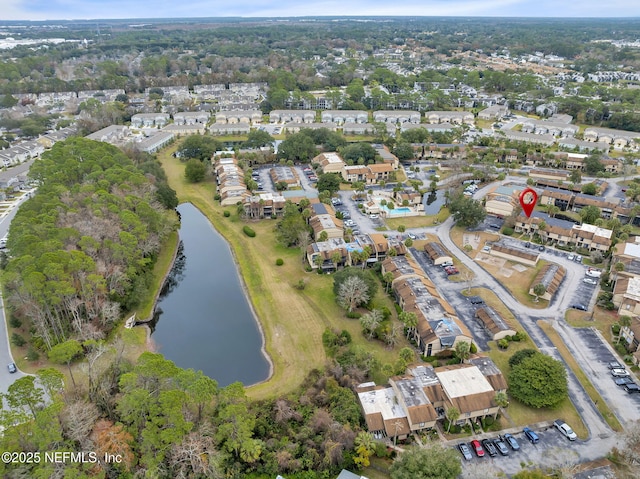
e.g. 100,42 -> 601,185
519,188 -> 538,218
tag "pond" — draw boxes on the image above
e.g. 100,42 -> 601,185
422,190 -> 446,215
147,202 -> 271,387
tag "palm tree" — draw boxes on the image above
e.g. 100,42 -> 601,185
445,406 -> 460,433
455,341 -> 471,364
618,315 -> 632,345
532,283 -> 546,302
382,272 -> 394,293
331,251 -> 342,271
494,391 -> 509,418
399,311 -> 418,340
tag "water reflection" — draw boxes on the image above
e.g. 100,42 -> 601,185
147,203 -> 270,386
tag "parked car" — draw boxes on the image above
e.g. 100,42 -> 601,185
586,268 -> 602,278
493,437 -> 510,456
482,245 -> 491,252
524,242 -> 531,248
369,214 -> 379,219
538,245 -> 545,252
482,439 -> 498,457
554,419 -> 577,441
614,376 -> 634,386
612,368 -> 630,377
523,427 -> 539,444
574,255 -> 583,263
458,442 -> 473,461
7,362 -> 16,374
470,439 -> 485,457
445,266 -> 459,275
503,433 -> 520,451
567,254 -> 575,261
571,304 -> 587,311
624,383 -> 640,394
608,361 -> 624,370
583,278 -> 597,285
408,233 -> 417,240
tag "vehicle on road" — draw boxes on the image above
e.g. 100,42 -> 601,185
458,442 -> 473,461
583,278 -> 597,285
503,433 -> 520,451
493,437 -> 509,456
482,439 -> 498,457
554,419 -> 577,441
523,427 -> 539,444
624,383 -> 640,394
609,361 -> 624,369
612,368 -> 630,377
470,439 -> 485,457
482,245 -> 491,252
369,214 -> 379,219
7,362 -> 16,374
538,245 -> 545,251
614,376 -> 634,386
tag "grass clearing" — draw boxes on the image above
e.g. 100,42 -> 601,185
486,339 -> 588,437
385,207 -> 449,230
158,142 -> 408,400
538,320 -> 622,433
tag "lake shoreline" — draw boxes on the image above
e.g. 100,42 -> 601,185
142,201 -> 273,387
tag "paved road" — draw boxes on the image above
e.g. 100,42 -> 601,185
0,191 -> 32,393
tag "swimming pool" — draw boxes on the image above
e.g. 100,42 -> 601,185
381,206 -> 412,216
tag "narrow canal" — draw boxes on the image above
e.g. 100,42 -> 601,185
148,202 -> 270,386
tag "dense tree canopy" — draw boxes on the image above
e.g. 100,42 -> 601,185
448,193 -> 487,228
277,133 -> 318,163
176,135 -> 221,162
508,352 -> 568,408
4,138 -> 176,349
390,444 -> 462,479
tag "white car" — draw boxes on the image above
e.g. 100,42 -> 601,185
369,214 -> 379,219
583,278 -> 597,285
554,420 -> 577,441
611,368 -> 630,377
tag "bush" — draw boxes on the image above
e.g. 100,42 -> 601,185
8,316 -> 21,328
243,225 -> 256,237
275,258 -> 284,266
26,348 -> 40,362
498,338 -> 509,349
502,227 -> 514,236
223,210 -> 231,217
346,311 -> 362,319
470,342 -> 478,354
11,332 -> 26,347
294,279 -> 306,290
214,194 -> 221,201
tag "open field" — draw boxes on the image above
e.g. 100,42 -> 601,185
385,207 -> 450,229
158,144 -> 408,400
538,320 -> 622,433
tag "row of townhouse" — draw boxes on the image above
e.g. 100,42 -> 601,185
313,149 -> 398,185
515,211 -> 613,252
215,157 -> 249,206
357,356 -> 507,441
583,127 -> 640,149
0,140 -> 45,167
269,109 -> 474,126
611,239 -> 640,365
306,233 -> 408,272
540,187 -> 630,221
520,119 -> 579,138
131,113 -> 170,128
214,110 -> 262,124
382,255 -> 473,357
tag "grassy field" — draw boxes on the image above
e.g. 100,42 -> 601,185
538,320 -> 622,433
385,207 -> 450,229
157,144 -> 408,400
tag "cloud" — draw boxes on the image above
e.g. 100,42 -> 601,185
2,0 -> 640,20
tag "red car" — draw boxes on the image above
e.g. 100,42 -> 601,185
470,439 -> 485,457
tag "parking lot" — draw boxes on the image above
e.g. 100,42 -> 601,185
453,422 -> 616,476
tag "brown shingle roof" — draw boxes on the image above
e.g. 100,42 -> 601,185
407,404 -> 438,424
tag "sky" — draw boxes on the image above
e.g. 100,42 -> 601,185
2,0 -> 640,21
